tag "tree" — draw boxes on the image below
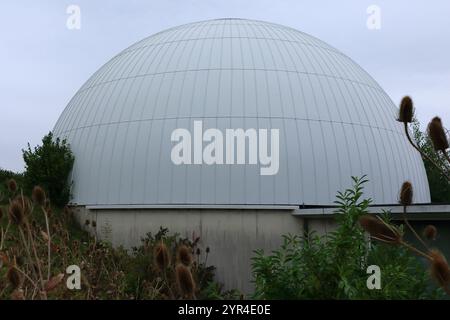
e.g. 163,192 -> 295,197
412,119 -> 450,202
22,132 -> 74,206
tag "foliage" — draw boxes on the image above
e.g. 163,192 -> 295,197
22,132 -> 74,207
251,176 -> 446,299
0,168 -> 23,204
412,119 -> 450,203
0,181 -> 237,300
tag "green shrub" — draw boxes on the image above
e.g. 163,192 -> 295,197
251,176 -> 446,299
22,132 -> 74,206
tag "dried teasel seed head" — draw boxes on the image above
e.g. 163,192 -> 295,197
177,245 -> 193,266
41,231 -> 49,242
14,195 -> 31,216
196,248 -> 201,256
44,273 -> 64,292
175,264 -> 195,299
358,215 -> 402,244
7,265 -> 22,289
428,117 -> 449,152
154,241 -> 170,271
32,186 -> 46,206
423,225 -> 437,241
399,181 -> 413,207
206,247 -> 210,254
85,219 -> 90,226
10,288 -> 25,300
429,249 -> 450,288
398,96 -> 414,123
0,252 -> 8,265
8,200 -> 24,226
92,221 -> 97,228
7,179 -> 17,193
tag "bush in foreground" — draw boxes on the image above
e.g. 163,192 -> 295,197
22,132 -> 74,207
251,176 -> 446,299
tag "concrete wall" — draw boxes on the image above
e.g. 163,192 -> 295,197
72,206 -> 306,293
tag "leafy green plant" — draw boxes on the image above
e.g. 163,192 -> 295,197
22,132 -> 74,207
251,176 -> 446,299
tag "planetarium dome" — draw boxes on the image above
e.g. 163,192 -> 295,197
53,18 -> 430,207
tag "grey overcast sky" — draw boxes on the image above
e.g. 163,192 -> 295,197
0,0 -> 449,172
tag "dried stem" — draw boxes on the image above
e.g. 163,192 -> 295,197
25,221 -> 46,297
42,206 -> 51,280
162,269 -> 175,299
399,240 -> 432,260
18,228 -> 38,282
15,265 -> 40,294
0,221 -> 11,250
402,206 -> 429,251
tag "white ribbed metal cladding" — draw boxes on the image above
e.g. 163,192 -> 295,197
53,18 -> 431,206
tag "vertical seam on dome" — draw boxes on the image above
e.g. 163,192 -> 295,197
91,48 -> 155,204
348,80 -> 386,201
75,48 -> 132,204
248,21 -> 276,204
313,48 -> 357,191
137,25 -> 185,203
103,45 -> 158,204
302,45 -> 345,204
277,27 -> 318,204
102,27 -> 176,204
125,29 -> 184,205
198,22 -> 218,204
259,22 -> 292,205
173,24 -> 203,205
66,72 -> 114,203
152,30 -> 191,204
322,48 -> 376,199
268,26 -> 305,205
126,35 -> 182,204
364,86 -> 402,202
140,25 -> 193,205
103,47 -> 152,204
167,20 -> 214,204
356,83 -> 394,202
311,46 -> 355,200
323,51 -> 366,188
148,24 -> 201,204
289,33 -> 330,204
245,23 -> 262,204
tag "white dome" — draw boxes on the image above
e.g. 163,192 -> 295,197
53,18 -> 430,206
